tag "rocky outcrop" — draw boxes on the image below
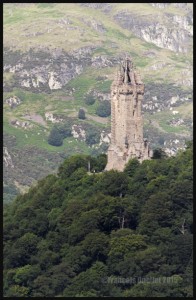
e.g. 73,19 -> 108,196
3,45 -> 119,92
178,68 -> 193,87
71,124 -> 86,141
5,96 -> 21,108
4,46 -> 120,92
142,90 -> 192,113
3,47 -> 96,92
81,18 -> 106,33
99,131 -> 111,146
3,147 -> 14,168
45,112 -> 63,123
114,11 -> 192,53
48,72 -> 62,90
4,63 -> 24,73
172,110 -> 179,115
71,46 -> 96,59
172,14 -> 193,36
164,137 -> 187,156
91,55 -> 116,68
70,125 -> 111,147
10,119 -> 33,129
170,95 -> 180,105
169,118 -> 184,127
141,24 -> 189,53
143,83 -> 192,113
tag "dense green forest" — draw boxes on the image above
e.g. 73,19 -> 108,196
3,142 -> 193,297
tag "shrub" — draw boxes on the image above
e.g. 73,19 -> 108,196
57,122 -> 72,138
78,108 -> 86,120
96,101 -> 111,117
85,125 -> 101,146
48,126 -> 63,147
84,95 -> 96,106
48,120 -> 73,147
124,158 -> 140,177
152,148 -> 167,159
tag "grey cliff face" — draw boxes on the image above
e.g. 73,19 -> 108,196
3,47 -> 94,91
113,11 -> 192,53
3,47 -> 118,92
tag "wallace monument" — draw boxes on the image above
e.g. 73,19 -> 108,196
105,57 -> 152,171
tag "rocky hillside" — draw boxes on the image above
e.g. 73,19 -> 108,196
3,3 -> 193,202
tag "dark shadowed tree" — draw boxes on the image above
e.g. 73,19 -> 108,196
78,108 -> 86,120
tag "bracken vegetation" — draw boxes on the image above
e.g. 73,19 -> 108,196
3,141 -> 193,297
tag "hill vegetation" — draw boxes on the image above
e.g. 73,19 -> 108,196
3,142 -> 193,297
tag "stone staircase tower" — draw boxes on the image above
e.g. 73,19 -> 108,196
105,57 -> 152,171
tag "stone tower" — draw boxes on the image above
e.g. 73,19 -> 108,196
105,57 -> 152,171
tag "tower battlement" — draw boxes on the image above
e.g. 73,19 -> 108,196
105,57 -> 152,171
